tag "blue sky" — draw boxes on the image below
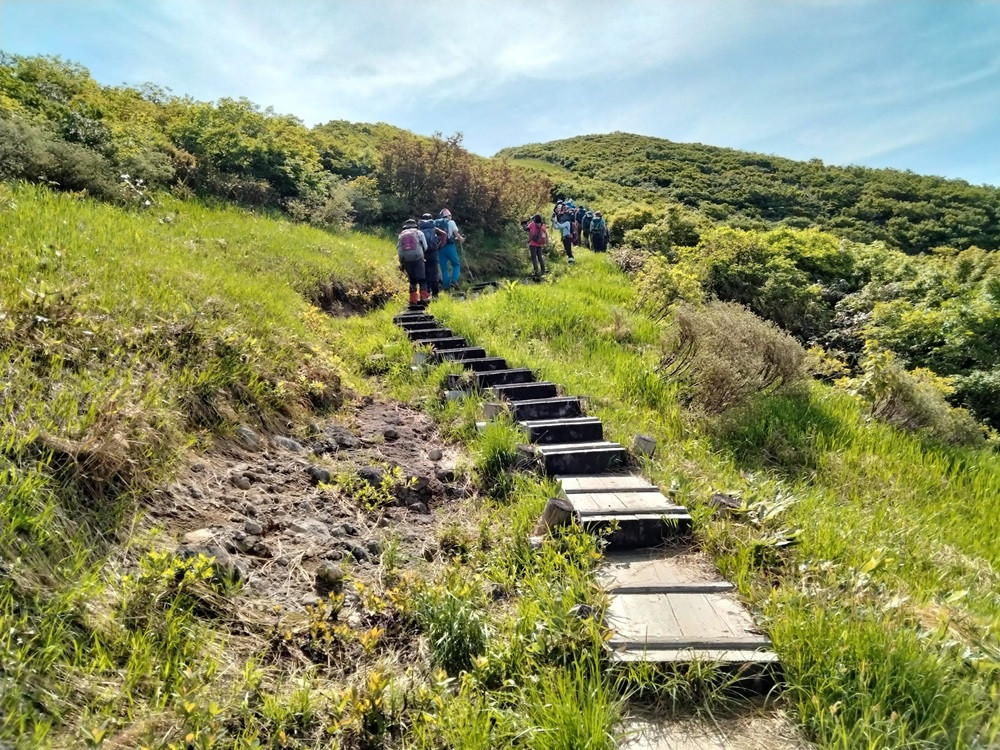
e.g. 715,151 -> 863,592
3,0 -> 999,186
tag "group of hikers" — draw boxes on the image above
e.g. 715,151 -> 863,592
396,198 -> 610,303
396,209 -> 465,304
523,198 -> 609,279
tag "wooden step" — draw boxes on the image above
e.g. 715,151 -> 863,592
460,357 -> 509,372
559,475 -> 661,494
393,313 -> 434,325
490,382 -> 558,401
520,417 -> 603,444
533,441 -> 628,475
433,346 -> 488,362
428,336 -> 469,351
399,320 -> 440,331
496,397 -> 583,422
476,368 -> 535,388
564,488 -> 691,548
408,327 -> 453,341
406,302 -> 428,312
600,550 -> 778,676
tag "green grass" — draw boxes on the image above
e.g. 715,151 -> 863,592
431,250 -> 1000,749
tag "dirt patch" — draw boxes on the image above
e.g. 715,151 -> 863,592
621,705 -> 812,749
146,396 -> 472,626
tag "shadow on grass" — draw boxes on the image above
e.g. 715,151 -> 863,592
709,391 -> 847,476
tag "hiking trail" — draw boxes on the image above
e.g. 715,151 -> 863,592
394,296 -> 810,748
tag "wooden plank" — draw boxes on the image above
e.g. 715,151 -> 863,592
569,491 -> 684,516
609,648 -> 779,665
607,591 -> 765,644
559,474 -> 659,493
608,582 -> 734,595
608,637 -> 773,651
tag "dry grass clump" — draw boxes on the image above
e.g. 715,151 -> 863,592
660,301 -> 806,414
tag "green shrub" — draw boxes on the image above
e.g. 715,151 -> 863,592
0,114 -> 123,201
635,254 -> 705,310
847,351 -> 987,446
415,573 -> 488,676
951,368 -> 1000,428
660,301 -> 806,413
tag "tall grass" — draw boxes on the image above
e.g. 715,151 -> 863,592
433,251 -> 1000,748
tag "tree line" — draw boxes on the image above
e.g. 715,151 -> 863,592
0,54 -> 549,234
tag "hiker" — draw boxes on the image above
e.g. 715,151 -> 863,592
574,205 -> 586,245
418,213 -> 447,298
553,211 -> 576,264
525,213 -> 548,279
397,218 -> 429,303
435,208 -> 464,292
590,211 -> 608,253
582,209 -> 594,247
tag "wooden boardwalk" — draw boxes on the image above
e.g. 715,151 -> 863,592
395,304 -> 788,746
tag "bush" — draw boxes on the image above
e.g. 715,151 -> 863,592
0,114 -> 123,200
660,301 -> 806,414
635,254 -> 704,311
415,574 -> 488,676
847,351 -> 987,446
951,369 -> 1000,429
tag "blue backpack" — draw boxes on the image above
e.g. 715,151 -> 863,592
418,219 -> 440,251
435,217 -> 453,246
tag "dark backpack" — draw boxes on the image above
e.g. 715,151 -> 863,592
591,217 -> 606,236
419,220 -> 440,250
435,217 -> 453,245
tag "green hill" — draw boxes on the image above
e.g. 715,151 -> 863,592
499,132 -> 1000,254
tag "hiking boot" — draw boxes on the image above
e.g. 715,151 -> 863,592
409,291 -> 419,304
420,290 -> 430,302
568,257 -> 576,264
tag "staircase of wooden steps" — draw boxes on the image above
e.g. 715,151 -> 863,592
393,306 -> 780,684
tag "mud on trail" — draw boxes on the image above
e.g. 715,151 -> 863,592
144,397 -> 472,667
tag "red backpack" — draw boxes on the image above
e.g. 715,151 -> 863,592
529,222 -> 547,245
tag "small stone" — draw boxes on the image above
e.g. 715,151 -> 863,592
235,425 -> 262,450
250,540 -> 273,558
289,519 -> 330,536
383,427 -> 399,441
366,539 -> 383,556
276,556 -> 290,567
327,426 -> 359,449
191,462 -> 206,473
244,503 -> 259,517
306,465 -> 331,485
188,485 -> 204,499
234,534 -> 257,553
273,436 -> 304,452
632,434 -> 657,457
358,466 -> 385,487
422,544 -> 437,562
323,548 -> 344,561
244,519 -> 263,536
182,528 -> 215,546
435,468 -> 456,482
407,501 -> 429,515
315,563 -> 345,592
569,603 -> 594,619
428,448 -> 443,462
307,422 -> 323,435
302,593 -> 320,607
411,475 -> 431,492
231,474 -> 252,491
341,522 -> 358,536
347,544 -> 369,563
243,470 -> 264,483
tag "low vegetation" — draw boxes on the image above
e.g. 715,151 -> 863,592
431,254 -> 1000,749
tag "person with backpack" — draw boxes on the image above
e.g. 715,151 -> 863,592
418,213 -> 447,298
524,213 -> 548,279
553,210 -> 576,264
582,210 -> 594,247
574,205 -> 586,245
435,208 -> 465,292
397,218 -> 429,304
590,211 -> 609,253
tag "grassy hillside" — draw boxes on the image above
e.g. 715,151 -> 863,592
500,132 -> 1000,254
431,256 -> 1000,749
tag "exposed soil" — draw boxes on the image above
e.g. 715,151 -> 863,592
146,396 -> 472,623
